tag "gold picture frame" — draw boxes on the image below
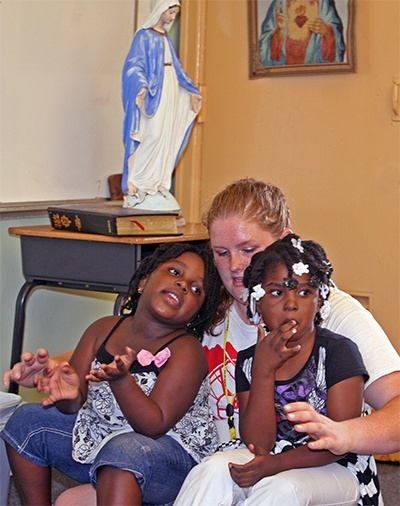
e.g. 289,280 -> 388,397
248,0 -> 356,78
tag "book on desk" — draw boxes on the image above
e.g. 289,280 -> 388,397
47,202 -> 182,236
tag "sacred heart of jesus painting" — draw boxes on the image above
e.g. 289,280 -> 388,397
248,0 -> 355,77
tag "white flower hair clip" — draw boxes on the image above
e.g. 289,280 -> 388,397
251,284 -> 266,300
320,300 -> 331,320
292,262 -> 309,276
319,283 -> 330,300
249,283 -> 266,324
291,238 -> 304,253
240,288 -> 249,303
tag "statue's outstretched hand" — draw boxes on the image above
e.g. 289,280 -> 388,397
136,88 -> 147,110
190,94 -> 202,114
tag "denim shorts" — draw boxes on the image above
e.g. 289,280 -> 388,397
1,403 -> 90,483
1,403 -> 196,505
92,431 -> 196,505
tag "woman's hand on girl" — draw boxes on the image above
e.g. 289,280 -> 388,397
284,402 -> 349,454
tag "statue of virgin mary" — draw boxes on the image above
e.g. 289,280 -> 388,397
121,0 -> 201,212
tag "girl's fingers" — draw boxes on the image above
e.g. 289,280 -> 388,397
256,325 -> 266,343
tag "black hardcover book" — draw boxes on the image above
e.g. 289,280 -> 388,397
47,202 -> 181,236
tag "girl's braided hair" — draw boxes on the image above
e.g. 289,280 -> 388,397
243,234 -> 333,325
121,242 -> 221,340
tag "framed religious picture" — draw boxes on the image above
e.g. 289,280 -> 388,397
248,0 -> 356,77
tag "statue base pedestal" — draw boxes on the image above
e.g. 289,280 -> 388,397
123,190 -> 186,226
124,189 -> 180,211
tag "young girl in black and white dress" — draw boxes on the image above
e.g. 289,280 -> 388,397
1,242 -> 221,505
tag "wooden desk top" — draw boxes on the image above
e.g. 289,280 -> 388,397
9,223 -> 209,245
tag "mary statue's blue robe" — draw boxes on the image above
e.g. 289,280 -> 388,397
121,28 -> 200,195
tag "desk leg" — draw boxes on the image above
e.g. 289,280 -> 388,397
9,281 -> 42,394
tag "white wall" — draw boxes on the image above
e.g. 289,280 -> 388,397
0,0 -> 136,398
0,0 -> 135,203
199,0 -> 400,353
0,0 -> 187,400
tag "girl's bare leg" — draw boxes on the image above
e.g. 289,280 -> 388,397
96,466 -> 142,506
6,443 -> 52,505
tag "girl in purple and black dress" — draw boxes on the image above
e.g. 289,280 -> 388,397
232,234 -> 379,505
177,233 -> 379,506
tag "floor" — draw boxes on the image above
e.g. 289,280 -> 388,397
7,461 -> 400,505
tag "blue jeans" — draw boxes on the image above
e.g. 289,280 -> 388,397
1,403 -> 196,505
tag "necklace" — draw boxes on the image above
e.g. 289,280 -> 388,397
222,308 -> 237,440
151,27 -> 167,36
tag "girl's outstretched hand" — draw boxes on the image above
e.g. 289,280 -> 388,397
37,362 -> 80,406
3,348 -> 57,389
86,347 -> 137,383
229,444 -> 279,487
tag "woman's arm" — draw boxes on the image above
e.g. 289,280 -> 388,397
324,290 -> 400,454
269,374 -> 365,470
230,375 -> 364,487
284,394 -> 400,455
325,288 -> 400,410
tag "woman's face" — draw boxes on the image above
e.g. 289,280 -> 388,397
209,216 -> 279,307
139,252 -> 206,327
161,6 -> 180,26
